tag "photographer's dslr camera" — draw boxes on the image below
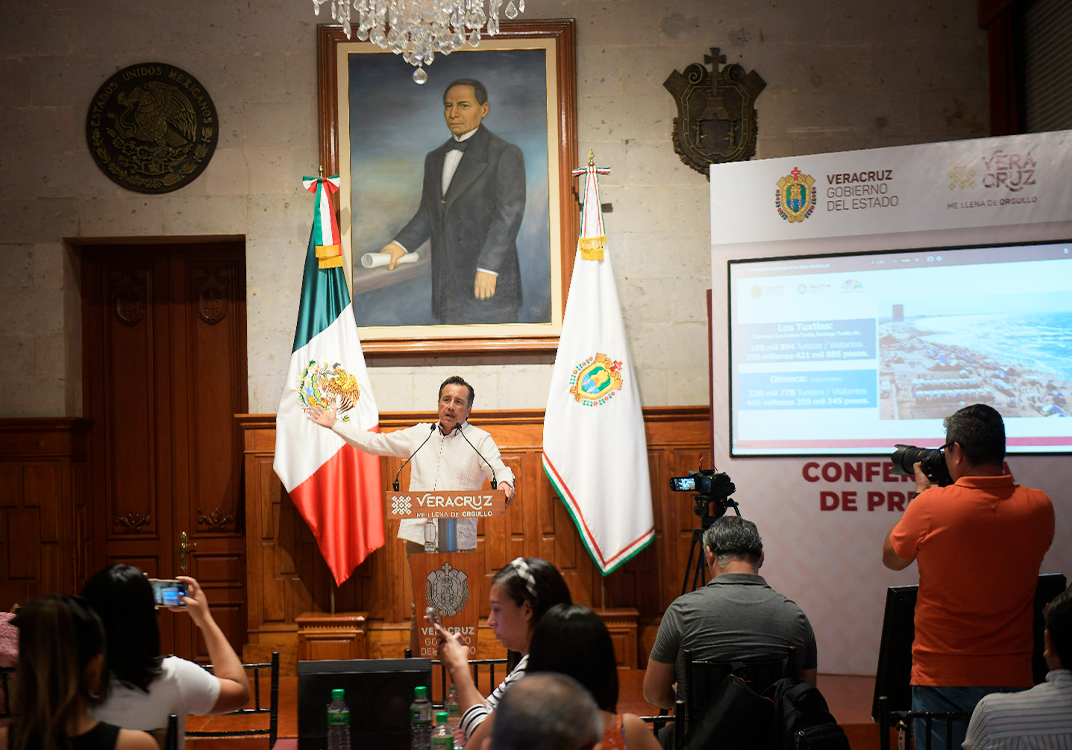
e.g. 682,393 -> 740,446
890,444 -> 953,487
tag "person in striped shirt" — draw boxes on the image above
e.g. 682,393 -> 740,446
964,585 -> 1072,749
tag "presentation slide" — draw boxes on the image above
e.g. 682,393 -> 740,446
729,240 -> 1072,455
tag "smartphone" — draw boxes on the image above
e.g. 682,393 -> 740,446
669,476 -> 696,492
149,578 -> 188,608
425,606 -> 441,626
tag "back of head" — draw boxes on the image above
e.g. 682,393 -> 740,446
491,557 -> 572,624
526,604 -> 618,712
11,594 -> 105,750
1046,585 -> 1072,670
490,674 -> 602,750
943,403 -> 1005,467
703,516 -> 763,568
80,563 -> 163,691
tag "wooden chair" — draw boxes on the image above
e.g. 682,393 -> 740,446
640,700 -> 685,749
876,695 -> 974,750
163,714 -> 179,750
681,649 -> 794,738
185,651 -> 279,745
430,657 -> 509,706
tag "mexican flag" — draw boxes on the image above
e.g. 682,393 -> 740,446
274,175 -> 384,586
542,159 -> 655,575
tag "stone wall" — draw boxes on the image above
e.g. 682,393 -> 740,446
0,0 -> 988,417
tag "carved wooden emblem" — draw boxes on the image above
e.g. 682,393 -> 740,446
194,269 -> 230,325
109,269 -> 148,327
197,507 -> 235,530
664,48 -> 766,178
114,509 -> 151,532
86,62 -> 218,194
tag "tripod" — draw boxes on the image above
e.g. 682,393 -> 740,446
680,496 -> 740,595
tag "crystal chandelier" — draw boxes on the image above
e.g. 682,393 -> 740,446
312,0 -> 527,84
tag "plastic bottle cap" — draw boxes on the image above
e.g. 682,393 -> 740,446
414,685 -> 428,697
436,711 -> 449,723
332,689 -> 345,700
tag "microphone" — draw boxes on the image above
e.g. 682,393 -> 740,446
393,423 -> 437,491
456,423 -> 498,489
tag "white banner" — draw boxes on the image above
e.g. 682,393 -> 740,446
710,131 -> 1072,676
710,130 -> 1072,245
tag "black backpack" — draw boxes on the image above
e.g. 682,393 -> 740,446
763,678 -> 851,750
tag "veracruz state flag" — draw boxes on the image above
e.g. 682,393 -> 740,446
274,175 -> 383,586
542,158 -> 655,575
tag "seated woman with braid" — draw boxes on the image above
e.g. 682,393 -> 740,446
0,594 -> 157,750
432,557 -> 572,748
527,604 -> 661,750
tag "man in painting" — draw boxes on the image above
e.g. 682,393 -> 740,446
377,78 -> 526,325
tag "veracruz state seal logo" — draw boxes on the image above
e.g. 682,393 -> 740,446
426,562 -> 469,618
298,361 -> 361,421
776,167 -> 816,223
569,353 -> 624,406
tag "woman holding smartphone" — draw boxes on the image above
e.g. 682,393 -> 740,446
80,565 -> 251,745
433,557 -> 572,749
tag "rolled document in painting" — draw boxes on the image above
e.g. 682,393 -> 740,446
361,251 -> 420,269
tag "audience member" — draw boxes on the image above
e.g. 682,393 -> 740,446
882,404 -> 1054,749
0,594 -> 156,750
486,673 -> 603,750
644,516 -> 817,711
963,585 -> 1072,749
527,604 -> 661,750
80,565 -> 251,744
433,557 -> 572,748
0,609 -> 16,726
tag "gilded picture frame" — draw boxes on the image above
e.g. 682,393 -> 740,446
316,20 -> 578,355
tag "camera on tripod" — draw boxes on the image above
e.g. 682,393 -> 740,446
669,469 -> 739,528
670,468 -> 740,594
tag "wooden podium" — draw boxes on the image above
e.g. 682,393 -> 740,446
387,490 -> 508,659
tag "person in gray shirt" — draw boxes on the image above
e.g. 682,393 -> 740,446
643,516 -> 818,710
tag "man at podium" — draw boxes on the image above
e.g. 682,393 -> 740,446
308,375 -> 515,552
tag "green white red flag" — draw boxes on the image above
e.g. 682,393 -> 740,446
542,159 -> 655,575
274,175 -> 383,586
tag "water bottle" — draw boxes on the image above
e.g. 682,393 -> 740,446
432,711 -> 454,750
327,688 -> 350,750
410,685 -> 433,750
445,685 -> 463,747
423,520 -> 437,552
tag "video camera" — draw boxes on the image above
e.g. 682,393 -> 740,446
669,469 -> 739,528
890,443 -> 953,487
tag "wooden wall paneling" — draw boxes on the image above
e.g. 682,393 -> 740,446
0,420 -> 91,607
238,407 -> 711,670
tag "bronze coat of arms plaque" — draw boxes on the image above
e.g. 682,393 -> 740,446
664,47 -> 766,179
86,62 -> 218,194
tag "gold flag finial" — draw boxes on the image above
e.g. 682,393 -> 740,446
587,148 -> 595,166
318,165 -> 324,177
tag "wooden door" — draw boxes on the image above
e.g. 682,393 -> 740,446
83,242 -> 248,661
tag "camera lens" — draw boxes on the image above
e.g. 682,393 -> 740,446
890,444 -> 953,486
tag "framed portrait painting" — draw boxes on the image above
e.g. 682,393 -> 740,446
317,20 -> 578,355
